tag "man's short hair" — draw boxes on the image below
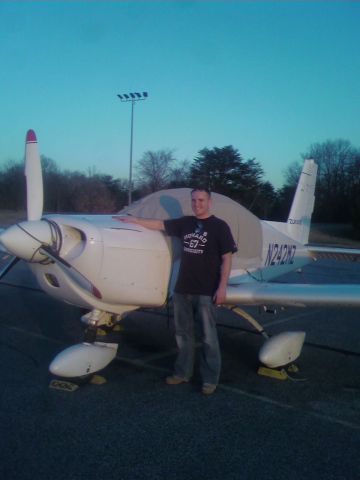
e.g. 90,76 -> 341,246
191,187 -> 211,197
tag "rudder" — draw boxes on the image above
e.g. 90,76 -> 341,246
287,159 -> 318,244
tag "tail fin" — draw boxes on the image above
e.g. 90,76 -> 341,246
286,159 -> 318,244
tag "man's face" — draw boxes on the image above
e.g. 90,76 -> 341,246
191,190 -> 211,219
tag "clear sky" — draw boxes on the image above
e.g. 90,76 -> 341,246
1,0 -> 359,189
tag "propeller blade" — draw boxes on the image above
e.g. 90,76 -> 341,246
0,255 -> 20,281
40,245 -> 73,269
39,245 -> 102,299
25,130 -> 43,221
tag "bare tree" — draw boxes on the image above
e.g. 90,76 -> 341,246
302,139 -> 360,222
168,160 -> 191,187
136,150 -> 176,193
72,177 -> 117,213
0,161 -> 25,210
283,161 -> 302,187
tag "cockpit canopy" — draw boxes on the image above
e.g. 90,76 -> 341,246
121,189 -> 263,270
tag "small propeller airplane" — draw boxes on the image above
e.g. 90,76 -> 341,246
1,130 -> 360,381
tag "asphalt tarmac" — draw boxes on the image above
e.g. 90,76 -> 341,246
0,258 -> 360,480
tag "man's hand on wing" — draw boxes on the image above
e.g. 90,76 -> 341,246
112,215 -> 136,224
112,216 -> 165,231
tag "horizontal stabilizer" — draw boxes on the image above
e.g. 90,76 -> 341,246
308,245 -> 360,262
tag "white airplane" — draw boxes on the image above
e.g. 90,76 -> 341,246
1,130 -> 360,381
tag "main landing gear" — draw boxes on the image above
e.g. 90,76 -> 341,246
224,305 -> 306,381
48,309 -> 127,391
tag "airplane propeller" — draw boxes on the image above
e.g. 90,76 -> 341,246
0,130 -> 51,277
0,129 -> 110,379
0,129 -> 102,302
0,130 -> 46,280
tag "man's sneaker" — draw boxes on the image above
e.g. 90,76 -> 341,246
166,375 -> 188,385
202,383 -> 217,395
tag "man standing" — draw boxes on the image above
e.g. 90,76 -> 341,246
118,188 -> 237,395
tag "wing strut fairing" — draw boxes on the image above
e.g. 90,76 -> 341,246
224,306 -> 306,370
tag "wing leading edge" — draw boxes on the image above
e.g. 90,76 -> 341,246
226,282 -> 360,308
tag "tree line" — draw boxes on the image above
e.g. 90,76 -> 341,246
281,139 -> 360,235
1,139 -> 359,236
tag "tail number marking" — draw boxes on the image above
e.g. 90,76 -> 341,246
265,243 -> 296,266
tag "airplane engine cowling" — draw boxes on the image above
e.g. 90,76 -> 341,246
99,227 -> 172,307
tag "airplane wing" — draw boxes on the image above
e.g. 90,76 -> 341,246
226,282 -> 360,308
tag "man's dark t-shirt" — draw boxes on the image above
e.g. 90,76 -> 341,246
164,215 -> 237,296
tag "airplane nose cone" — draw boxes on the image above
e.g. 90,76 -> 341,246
0,220 -> 53,262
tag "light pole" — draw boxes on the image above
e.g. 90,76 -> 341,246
117,91 -> 148,205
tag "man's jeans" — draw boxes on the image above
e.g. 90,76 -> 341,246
173,293 -> 221,385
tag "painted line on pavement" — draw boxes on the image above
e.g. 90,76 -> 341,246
4,319 -> 360,432
116,353 -> 360,432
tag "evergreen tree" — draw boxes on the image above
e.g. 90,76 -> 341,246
189,146 -> 265,209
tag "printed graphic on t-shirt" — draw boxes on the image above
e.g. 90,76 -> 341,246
183,221 -> 207,254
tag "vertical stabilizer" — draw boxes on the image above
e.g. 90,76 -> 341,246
287,159 -> 317,244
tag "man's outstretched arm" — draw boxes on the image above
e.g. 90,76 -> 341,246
113,216 -> 165,231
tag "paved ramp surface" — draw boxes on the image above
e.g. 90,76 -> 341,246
0,259 -> 360,479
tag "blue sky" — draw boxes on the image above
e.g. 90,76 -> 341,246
1,1 -> 359,189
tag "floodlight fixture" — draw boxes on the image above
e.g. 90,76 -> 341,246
117,92 -> 149,103
117,91 -> 149,205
